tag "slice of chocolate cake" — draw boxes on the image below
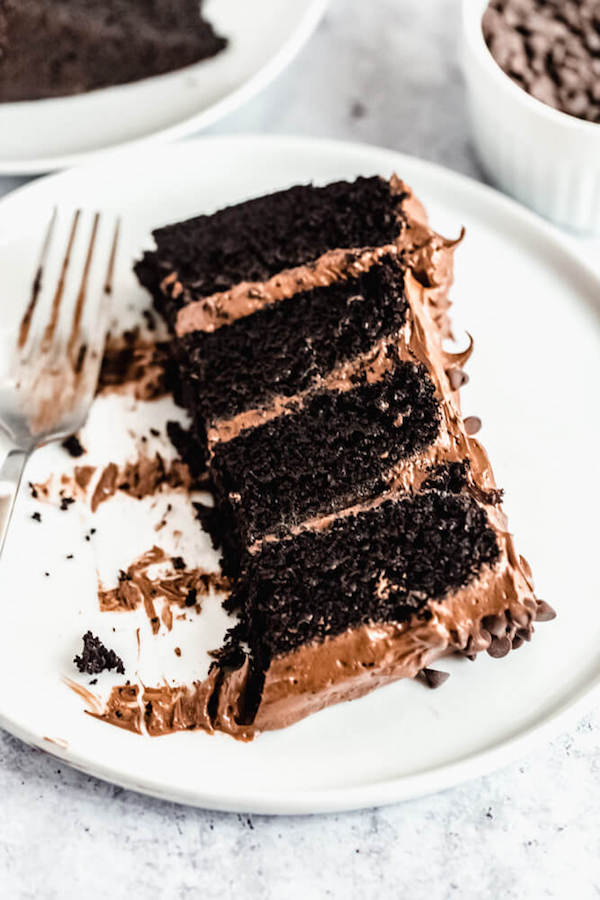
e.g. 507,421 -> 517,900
0,0 -> 226,102
130,176 -> 553,740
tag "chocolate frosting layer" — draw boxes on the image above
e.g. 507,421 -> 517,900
173,178 -> 461,338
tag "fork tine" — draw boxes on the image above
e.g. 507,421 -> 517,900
74,217 -> 120,385
104,216 -> 121,297
12,211 -> 121,442
40,208 -> 81,354
18,207 -> 57,350
67,211 -> 100,366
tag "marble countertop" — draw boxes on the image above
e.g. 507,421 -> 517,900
1,1 -> 599,897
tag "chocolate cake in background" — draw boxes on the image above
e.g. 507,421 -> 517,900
132,175 -> 554,740
0,0 -> 227,103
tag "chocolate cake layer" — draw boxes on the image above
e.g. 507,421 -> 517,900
175,254 -> 409,423
209,355 -> 441,560
225,469 -> 501,677
135,176 -> 409,325
0,0 -> 226,103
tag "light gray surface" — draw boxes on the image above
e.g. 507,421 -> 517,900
1,1 -> 599,897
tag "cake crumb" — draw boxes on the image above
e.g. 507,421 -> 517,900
62,434 -> 86,458
74,631 -> 125,675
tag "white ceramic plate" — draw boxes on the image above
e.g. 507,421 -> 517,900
0,0 -> 327,175
0,137 -> 599,815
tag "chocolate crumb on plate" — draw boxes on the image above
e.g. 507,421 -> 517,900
61,434 -> 86,458
31,512 -> 42,522
59,497 -> 76,511
142,309 -> 156,332
74,631 -> 125,675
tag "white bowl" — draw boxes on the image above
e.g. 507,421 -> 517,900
461,0 -> 600,234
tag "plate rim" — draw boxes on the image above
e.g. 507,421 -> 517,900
0,0 -> 329,176
0,134 -> 599,815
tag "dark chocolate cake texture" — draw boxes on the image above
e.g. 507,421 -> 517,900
125,175 -> 554,738
0,0 -> 227,102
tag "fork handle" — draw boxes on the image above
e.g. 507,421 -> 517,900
0,447 -> 29,559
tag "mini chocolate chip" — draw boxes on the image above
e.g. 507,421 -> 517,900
511,609 -> 531,628
464,416 -> 482,436
145,702 -> 153,717
172,556 -> 186,571
479,628 -> 492,648
481,613 -> 506,637
416,668 -> 450,689
31,512 -> 42,522
487,635 -> 512,658
535,600 -> 557,622
59,497 -> 75,511
448,368 -> 469,390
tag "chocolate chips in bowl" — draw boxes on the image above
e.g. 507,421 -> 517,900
482,0 -> 600,125
461,0 -> 600,234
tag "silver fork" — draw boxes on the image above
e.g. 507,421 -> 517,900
0,209 -> 120,558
